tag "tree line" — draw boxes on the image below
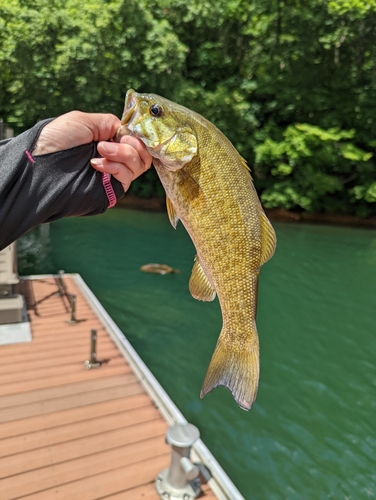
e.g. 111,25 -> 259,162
1,0 -> 376,217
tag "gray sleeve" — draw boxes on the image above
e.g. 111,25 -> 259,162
0,118 -> 124,251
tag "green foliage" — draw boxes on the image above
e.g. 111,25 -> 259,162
328,0 -> 376,16
255,124 -> 375,216
0,0 -> 186,129
1,0 -> 376,217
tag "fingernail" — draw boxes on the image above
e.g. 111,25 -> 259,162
91,158 -> 103,167
100,142 -> 118,154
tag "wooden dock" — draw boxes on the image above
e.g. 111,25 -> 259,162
0,276 -> 218,499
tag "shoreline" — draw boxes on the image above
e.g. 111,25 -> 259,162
117,195 -> 376,229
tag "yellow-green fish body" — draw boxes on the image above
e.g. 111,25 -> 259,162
116,90 -> 276,410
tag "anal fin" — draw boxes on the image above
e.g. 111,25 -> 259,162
189,256 -> 216,302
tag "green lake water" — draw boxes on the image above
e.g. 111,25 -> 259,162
18,208 -> 376,499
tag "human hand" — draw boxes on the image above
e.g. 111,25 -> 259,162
33,111 -> 152,191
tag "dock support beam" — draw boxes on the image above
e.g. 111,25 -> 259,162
156,423 -> 201,500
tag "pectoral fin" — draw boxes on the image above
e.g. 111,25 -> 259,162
166,197 -> 179,229
189,256 -> 216,302
260,212 -> 277,266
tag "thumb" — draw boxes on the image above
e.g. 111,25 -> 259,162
86,113 -> 122,143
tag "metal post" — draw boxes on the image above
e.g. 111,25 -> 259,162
56,270 -> 65,296
156,423 -> 201,500
67,294 -> 77,324
84,329 -> 101,369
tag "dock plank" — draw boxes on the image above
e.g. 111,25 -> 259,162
0,419 -> 167,484
0,362 -> 131,397
0,404 -> 162,461
0,373 -> 136,410
0,346 -> 119,374
0,393 -> 151,439
1,434 -> 168,498
19,453 -> 171,500
0,352 -> 124,385
0,382 -> 145,424
113,483 -> 218,500
0,276 -> 217,500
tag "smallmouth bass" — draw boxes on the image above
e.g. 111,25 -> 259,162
116,89 -> 277,410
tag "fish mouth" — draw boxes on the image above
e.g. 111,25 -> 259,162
121,89 -> 138,126
114,89 -> 138,142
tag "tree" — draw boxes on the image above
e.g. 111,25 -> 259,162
254,123 -> 374,216
0,0 -> 187,131
1,0 -> 375,216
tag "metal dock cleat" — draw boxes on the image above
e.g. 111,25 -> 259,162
156,423 -> 201,500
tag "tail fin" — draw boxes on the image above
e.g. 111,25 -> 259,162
200,334 -> 260,411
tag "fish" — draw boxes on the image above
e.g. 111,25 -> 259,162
140,263 -> 180,275
116,89 -> 277,410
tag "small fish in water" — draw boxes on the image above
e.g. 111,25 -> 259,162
140,263 -> 180,275
116,90 -> 276,410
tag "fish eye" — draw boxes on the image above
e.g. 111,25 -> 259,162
149,103 -> 164,117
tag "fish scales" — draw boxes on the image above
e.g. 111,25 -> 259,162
155,131 -> 260,346
116,89 -> 276,410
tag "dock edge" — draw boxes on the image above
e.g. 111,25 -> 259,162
28,273 -> 245,500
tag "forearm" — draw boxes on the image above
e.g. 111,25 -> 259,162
0,119 -> 123,251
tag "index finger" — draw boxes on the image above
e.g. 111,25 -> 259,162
119,135 -> 153,171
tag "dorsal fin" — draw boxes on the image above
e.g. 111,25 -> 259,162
166,197 -> 179,229
189,256 -> 216,302
260,212 -> 277,265
240,155 -> 251,173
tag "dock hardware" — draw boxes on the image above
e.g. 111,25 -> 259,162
56,270 -> 66,296
156,423 -> 201,500
84,329 -> 101,369
55,270 -> 79,324
67,294 -> 78,324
